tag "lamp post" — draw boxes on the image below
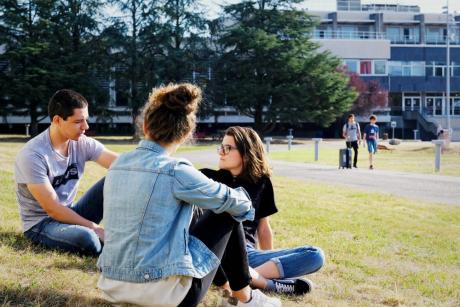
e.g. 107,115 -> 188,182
443,1 -> 452,143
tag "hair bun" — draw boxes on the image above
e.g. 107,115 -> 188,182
162,84 -> 200,115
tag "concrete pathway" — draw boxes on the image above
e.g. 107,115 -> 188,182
179,149 -> 460,206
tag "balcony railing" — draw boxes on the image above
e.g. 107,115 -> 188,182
387,35 -> 420,44
312,31 -> 460,45
311,30 -> 386,40
425,34 -> 460,45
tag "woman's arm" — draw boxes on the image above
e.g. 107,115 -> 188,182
257,217 -> 273,250
173,160 -> 254,222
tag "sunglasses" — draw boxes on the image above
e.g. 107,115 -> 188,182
217,144 -> 238,155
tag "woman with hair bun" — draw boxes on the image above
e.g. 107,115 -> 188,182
97,84 -> 281,307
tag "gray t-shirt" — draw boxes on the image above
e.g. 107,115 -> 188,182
343,122 -> 361,142
14,128 -> 104,232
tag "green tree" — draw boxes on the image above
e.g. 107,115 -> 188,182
108,0 -> 164,137
0,0 -> 58,136
158,0 -> 208,83
212,0 -> 357,132
0,0 -> 105,136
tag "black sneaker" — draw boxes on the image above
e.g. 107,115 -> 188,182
353,164 -> 358,168
271,278 -> 312,295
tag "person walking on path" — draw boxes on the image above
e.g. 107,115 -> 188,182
14,89 -> 118,256
342,114 -> 361,168
363,115 -> 380,170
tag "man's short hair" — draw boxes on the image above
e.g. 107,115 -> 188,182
369,115 -> 377,121
48,89 -> 88,120
347,114 -> 355,119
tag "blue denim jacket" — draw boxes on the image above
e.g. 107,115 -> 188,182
97,140 -> 254,283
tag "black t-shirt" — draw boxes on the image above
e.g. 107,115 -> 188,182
200,168 -> 278,247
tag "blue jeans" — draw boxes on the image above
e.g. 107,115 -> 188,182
24,178 -> 105,256
246,244 -> 325,279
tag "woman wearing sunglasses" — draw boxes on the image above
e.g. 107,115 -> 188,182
201,126 -> 325,296
97,85 -> 281,307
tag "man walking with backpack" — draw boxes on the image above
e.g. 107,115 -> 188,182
342,114 -> 361,168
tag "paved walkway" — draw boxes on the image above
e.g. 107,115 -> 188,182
179,149 -> 460,206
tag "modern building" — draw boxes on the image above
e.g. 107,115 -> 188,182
310,0 -> 460,140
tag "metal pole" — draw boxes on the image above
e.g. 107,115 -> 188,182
446,0 -> 452,142
287,135 -> 293,151
432,140 -> 444,172
312,138 -> 322,161
264,137 -> 272,153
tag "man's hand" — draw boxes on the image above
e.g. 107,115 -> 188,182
91,223 -> 105,241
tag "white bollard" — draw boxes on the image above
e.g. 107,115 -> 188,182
264,137 -> 273,153
25,124 -> 30,137
413,129 -> 418,140
287,135 -> 293,151
432,140 -> 444,172
312,138 -> 322,161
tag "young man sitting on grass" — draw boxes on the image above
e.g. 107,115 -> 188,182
14,89 -> 118,256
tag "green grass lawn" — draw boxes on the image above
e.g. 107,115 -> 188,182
1,140 -> 460,306
270,141 -> 460,177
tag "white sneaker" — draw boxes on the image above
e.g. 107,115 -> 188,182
224,289 -> 282,307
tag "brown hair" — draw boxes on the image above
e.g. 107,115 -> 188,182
48,89 -> 88,120
225,126 -> 272,183
142,83 -> 201,144
369,114 -> 377,121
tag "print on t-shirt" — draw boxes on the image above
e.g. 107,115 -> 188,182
51,163 -> 79,189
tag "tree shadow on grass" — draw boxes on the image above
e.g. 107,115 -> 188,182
0,285 -> 115,307
0,231 -> 98,273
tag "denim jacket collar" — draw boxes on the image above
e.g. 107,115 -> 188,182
137,139 -> 168,155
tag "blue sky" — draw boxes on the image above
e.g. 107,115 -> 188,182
200,0 -> 460,18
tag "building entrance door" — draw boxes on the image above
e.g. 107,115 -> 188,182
434,98 -> 443,116
403,97 -> 421,112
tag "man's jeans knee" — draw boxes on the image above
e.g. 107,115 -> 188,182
23,178 -> 105,256
25,218 -> 102,256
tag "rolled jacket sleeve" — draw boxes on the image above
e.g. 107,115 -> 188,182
173,160 -> 254,222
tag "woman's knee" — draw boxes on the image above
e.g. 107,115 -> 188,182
302,246 -> 325,272
291,245 -> 325,273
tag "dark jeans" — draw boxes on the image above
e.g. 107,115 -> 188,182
179,210 -> 251,307
346,140 -> 359,167
24,178 -> 105,256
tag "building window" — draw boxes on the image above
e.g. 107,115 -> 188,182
411,62 -> 425,76
386,27 -> 400,43
402,62 -> 411,76
388,61 -> 425,76
426,27 -> 446,44
425,62 -> 445,77
386,26 -> 419,44
360,60 -> 372,75
373,60 -> 386,75
344,59 -> 359,73
388,62 -> 402,76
